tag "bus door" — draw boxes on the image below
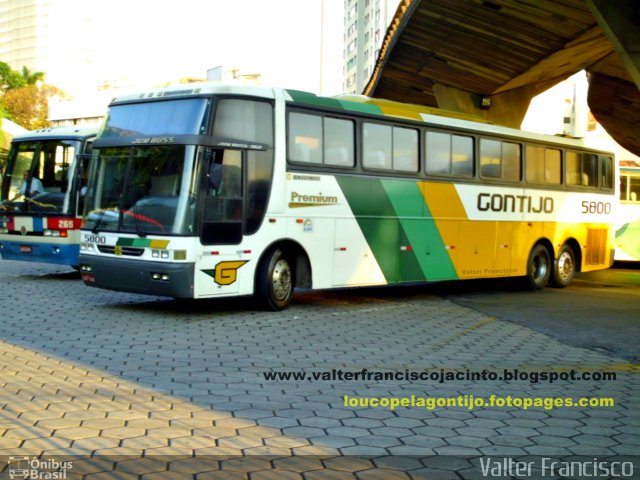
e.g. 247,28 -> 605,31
196,148 -> 246,296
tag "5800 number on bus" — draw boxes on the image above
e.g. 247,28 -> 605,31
581,201 -> 611,215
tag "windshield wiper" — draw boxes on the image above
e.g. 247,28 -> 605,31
91,209 -> 107,234
130,201 -> 147,238
123,180 -> 146,238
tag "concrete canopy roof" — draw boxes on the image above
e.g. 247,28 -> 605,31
364,0 -> 640,155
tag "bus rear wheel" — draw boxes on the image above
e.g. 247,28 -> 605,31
525,244 -> 551,290
550,244 -> 575,288
255,248 -> 294,311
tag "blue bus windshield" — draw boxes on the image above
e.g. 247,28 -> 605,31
100,99 -> 209,138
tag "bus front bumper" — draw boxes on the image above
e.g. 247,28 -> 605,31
0,240 -> 79,266
78,254 -> 194,298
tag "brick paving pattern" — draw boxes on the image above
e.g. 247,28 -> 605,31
0,261 -> 638,478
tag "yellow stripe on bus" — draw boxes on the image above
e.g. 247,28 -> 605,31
149,240 -> 170,249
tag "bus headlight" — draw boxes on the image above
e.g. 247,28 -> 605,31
151,249 -> 170,259
43,229 -> 66,237
151,272 -> 170,281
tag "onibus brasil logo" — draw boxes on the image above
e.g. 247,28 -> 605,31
8,456 -> 72,479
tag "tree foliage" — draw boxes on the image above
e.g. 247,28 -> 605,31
2,84 -> 59,130
0,60 -> 51,129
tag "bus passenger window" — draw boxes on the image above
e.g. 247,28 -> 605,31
480,139 -> 520,181
392,126 -> 418,172
451,135 -> 473,177
526,146 -> 560,185
567,151 -> 597,187
324,117 -> 354,167
544,148 -> 561,184
582,153 -> 597,187
630,175 -> 640,202
620,175 -> 629,201
363,123 -> 391,170
288,112 -> 322,164
566,151 -> 581,185
426,132 -> 473,177
426,131 -> 450,174
502,142 -> 521,181
480,139 -> 501,178
600,155 -> 613,189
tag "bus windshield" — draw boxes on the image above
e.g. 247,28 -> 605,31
1,139 -> 81,214
83,145 -> 198,235
100,98 -> 209,138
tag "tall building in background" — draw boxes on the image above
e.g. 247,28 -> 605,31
343,0 -> 400,94
0,0 -> 98,93
0,0 -> 345,124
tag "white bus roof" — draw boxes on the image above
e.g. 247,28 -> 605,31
13,126 -> 99,142
109,83 -> 278,104
107,82 -> 608,153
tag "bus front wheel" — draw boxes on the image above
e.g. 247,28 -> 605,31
525,244 -> 551,290
255,248 -> 294,311
550,244 -> 575,288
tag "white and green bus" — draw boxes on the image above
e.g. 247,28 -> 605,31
615,162 -> 640,261
78,83 -> 616,310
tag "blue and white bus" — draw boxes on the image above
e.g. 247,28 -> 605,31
0,126 -> 98,266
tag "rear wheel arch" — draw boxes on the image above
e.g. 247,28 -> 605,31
561,238 -> 582,272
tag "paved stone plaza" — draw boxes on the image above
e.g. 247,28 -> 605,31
0,261 -> 638,479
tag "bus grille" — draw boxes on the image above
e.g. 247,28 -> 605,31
97,245 -> 145,257
585,229 -> 607,265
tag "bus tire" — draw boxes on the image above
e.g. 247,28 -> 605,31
550,244 -> 575,288
255,248 -> 294,311
525,244 -> 551,290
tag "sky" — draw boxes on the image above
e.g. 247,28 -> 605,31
73,0 -> 343,95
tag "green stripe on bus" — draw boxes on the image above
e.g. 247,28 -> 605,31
286,89 -> 382,116
286,90 -> 345,110
381,180 -> 458,281
336,176 -> 424,283
116,238 -> 150,247
116,238 -> 135,247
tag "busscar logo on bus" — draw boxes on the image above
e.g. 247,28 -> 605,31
477,193 -> 554,213
131,136 -> 176,144
288,191 -> 338,208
